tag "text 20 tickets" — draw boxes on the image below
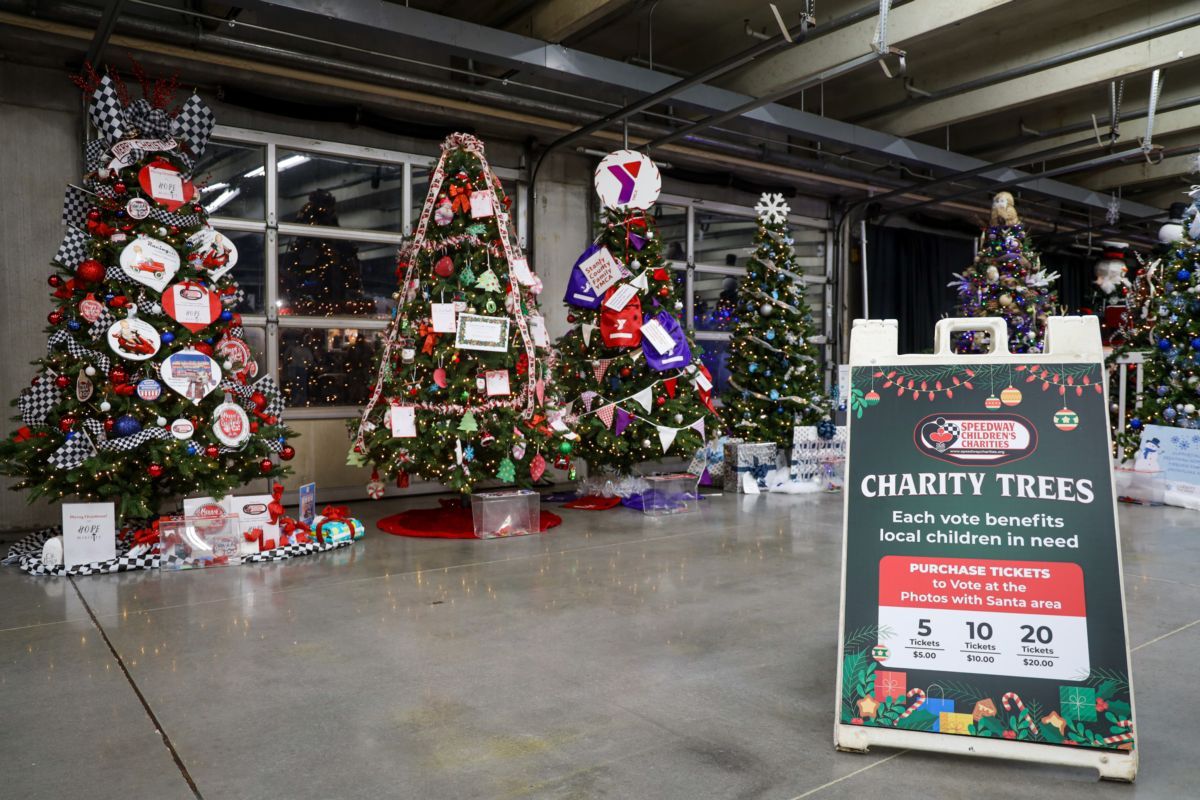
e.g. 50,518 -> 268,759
840,362 -> 1134,750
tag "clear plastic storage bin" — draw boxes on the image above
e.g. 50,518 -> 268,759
470,489 -> 540,539
642,473 -> 700,516
158,513 -> 248,570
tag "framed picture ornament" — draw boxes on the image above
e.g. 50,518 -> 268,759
455,313 -> 510,353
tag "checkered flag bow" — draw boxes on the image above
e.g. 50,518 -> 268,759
254,376 -> 286,421
48,431 -> 97,470
54,227 -> 89,269
172,93 -> 216,159
62,185 -> 93,227
17,377 -> 63,426
89,75 -> 127,143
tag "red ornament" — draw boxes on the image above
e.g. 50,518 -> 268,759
265,415 -> 277,425
47,310 -> 63,325
567,314 -> 576,324
259,458 -> 274,473
54,375 -> 70,389
108,295 -> 127,308
147,463 -> 164,478
115,383 -> 136,396
204,444 -> 220,458
193,342 -> 213,356
620,367 -> 632,378
279,445 -> 295,461
655,395 -> 666,406
48,275 -> 63,288
110,366 -> 128,384
58,416 -> 76,432
76,259 -> 105,284
250,391 -> 267,409
249,421 -> 259,433
658,286 -> 670,297
434,256 -> 455,278
103,419 -> 115,433
86,208 -> 101,221
652,268 -> 669,281
113,182 -> 127,195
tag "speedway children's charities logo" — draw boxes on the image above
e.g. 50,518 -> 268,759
594,149 -> 662,210
914,413 -> 1037,466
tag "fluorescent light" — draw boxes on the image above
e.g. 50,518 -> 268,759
277,154 -> 310,172
205,187 -> 241,214
242,166 -> 265,178
200,181 -> 228,195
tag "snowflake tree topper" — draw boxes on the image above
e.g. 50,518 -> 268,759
755,192 -> 790,225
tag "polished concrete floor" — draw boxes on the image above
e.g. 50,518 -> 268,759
0,491 -> 1196,799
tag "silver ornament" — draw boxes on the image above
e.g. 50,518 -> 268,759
759,302 -> 774,317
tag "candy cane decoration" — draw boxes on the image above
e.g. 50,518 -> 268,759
893,688 -> 926,725
1001,692 -> 1039,735
1102,719 -> 1134,746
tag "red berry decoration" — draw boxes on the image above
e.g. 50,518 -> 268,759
280,445 -> 295,461
75,259 -> 105,284
147,463 -> 164,478
113,182 -> 127,195
204,444 -> 220,458
48,275 -> 63,288
54,375 -> 70,389
58,416 -> 76,432
259,459 -> 274,473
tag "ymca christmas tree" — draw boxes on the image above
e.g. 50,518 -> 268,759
350,133 -> 565,493
280,189 -> 375,316
722,193 -> 830,447
554,150 -> 717,475
0,67 -> 293,523
949,192 -> 1059,354
1116,213 -> 1200,458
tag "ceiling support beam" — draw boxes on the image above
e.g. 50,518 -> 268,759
82,0 -> 126,67
504,0 -> 636,43
1078,153 -> 1199,191
988,103 -> 1200,162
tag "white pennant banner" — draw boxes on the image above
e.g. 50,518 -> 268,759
581,324 -> 596,345
657,425 -> 677,453
632,387 -> 653,412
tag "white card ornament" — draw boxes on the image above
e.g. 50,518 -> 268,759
455,313 -> 510,352
470,192 -> 495,218
212,395 -> 251,448
214,335 -> 256,381
695,369 -> 713,392
125,197 -> 151,219
604,283 -> 638,311
161,348 -> 222,405
61,502 -> 116,568
79,293 -> 104,323
641,318 -> 676,355
389,403 -> 417,438
76,372 -> 94,402
485,370 -> 511,396
169,418 -> 195,440
594,149 -> 662,210
510,256 -> 535,286
187,227 -> 238,281
120,235 -> 180,292
529,314 -> 549,347
106,313 -> 161,361
142,163 -> 188,208
41,535 -> 64,569
578,246 -> 622,294
163,281 -> 222,333
431,302 -> 458,333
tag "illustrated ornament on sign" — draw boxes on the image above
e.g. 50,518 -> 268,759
120,235 -> 180,292
754,192 -> 791,225
163,281 -> 222,333
187,227 -> 239,281
160,348 -> 222,404
106,311 -> 161,361
138,158 -> 195,212
593,149 -> 661,210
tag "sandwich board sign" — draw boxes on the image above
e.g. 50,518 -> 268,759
834,317 -> 1136,781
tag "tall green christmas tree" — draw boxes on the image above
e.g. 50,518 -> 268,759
0,68 -> 293,523
350,133 -> 565,493
722,193 -> 830,446
554,151 -> 717,475
950,192 -> 1059,354
280,189 -> 375,316
1115,219 -> 1200,458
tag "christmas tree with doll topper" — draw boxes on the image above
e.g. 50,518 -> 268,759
722,193 -> 831,447
949,192 -> 1059,354
0,66 -> 294,524
280,189 -> 376,316
554,150 -> 718,475
1115,196 -> 1200,458
350,133 -> 567,493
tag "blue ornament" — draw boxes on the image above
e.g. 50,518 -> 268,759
769,390 -> 779,400
67,319 -> 81,332
1192,338 -> 1200,350
1165,407 -> 1177,420
1179,269 -> 1192,281
817,420 -> 836,440
463,445 -> 475,461
1158,385 -> 1169,396
204,337 -> 215,345
766,330 -> 776,341
104,293 -> 115,302
187,441 -> 201,455
219,310 -> 234,322
749,363 -> 758,373
1160,338 -> 1173,351
1130,418 -> 1142,430
112,414 -> 142,438
161,331 -> 175,344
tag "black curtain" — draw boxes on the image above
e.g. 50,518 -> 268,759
866,225 -> 976,354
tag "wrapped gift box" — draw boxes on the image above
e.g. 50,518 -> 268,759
723,441 -> 777,493
791,425 -> 847,487
312,514 -> 365,545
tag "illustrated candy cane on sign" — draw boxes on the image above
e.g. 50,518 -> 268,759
1001,692 -> 1040,735
1102,719 -> 1134,746
893,688 -> 926,725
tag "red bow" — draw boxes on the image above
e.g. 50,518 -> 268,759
130,520 -> 160,548
13,427 -> 43,442
268,483 -> 286,525
449,184 -> 472,213
419,323 -> 438,355
314,506 -> 350,544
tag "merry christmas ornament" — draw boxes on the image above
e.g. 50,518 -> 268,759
212,394 -> 251,448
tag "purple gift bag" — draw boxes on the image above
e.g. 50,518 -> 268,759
563,245 -> 603,309
641,311 -> 691,371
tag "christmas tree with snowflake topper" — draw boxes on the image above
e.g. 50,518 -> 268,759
0,66 -> 294,523
350,133 -> 567,493
553,149 -> 718,475
949,192 -> 1060,354
722,193 -> 830,446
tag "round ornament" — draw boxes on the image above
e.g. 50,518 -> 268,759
434,256 -> 455,278
186,227 -> 238,280
125,197 -> 151,219
212,396 -> 251,448
984,395 -> 1002,410
1053,407 -> 1079,431
864,390 -> 881,406
817,419 -> 837,440
366,474 -> 386,499
119,235 -> 180,292
999,385 -> 1022,406
434,199 -> 454,227
136,378 -> 162,401
593,149 -> 662,210
137,158 -> 195,212
112,414 -> 142,438
106,314 -> 161,361
433,367 -> 448,388
160,349 -> 222,405
280,445 -> 295,461
76,259 -> 105,284
759,302 -> 774,317
214,335 -> 257,382
998,293 -> 1013,306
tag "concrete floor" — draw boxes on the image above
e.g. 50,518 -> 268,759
0,492 -> 1195,799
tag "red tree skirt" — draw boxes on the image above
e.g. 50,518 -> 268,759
377,498 -> 563,539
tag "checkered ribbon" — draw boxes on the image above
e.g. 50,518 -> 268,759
97,426 -> 171,453
87,297 -> 160,340
85,139 -> 108,171
47,330 -> 111,373
222,288 -> 246,308
17,378 -> 62,426
218,376 -> 285,419
54,226 -> 90,269
61,185 -> 94,227
82,418 -> 106,443
48,431 -> 98,470
148,206 -> 201,228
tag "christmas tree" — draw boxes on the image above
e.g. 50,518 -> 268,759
722,193 -> 830,446
949,192 -> 1059,354
1115,222 -> 1200,458
554,150 -> 717,475
280,189 -> 376,316
350,133 -> 565,493
0,68 -> 294,523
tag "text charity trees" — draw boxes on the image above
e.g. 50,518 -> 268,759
351,133 -> 566,493
0,69 -> 293,523
722,193 -> 830,447
950,192 -> 1059,354
554,150 -> 718,475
